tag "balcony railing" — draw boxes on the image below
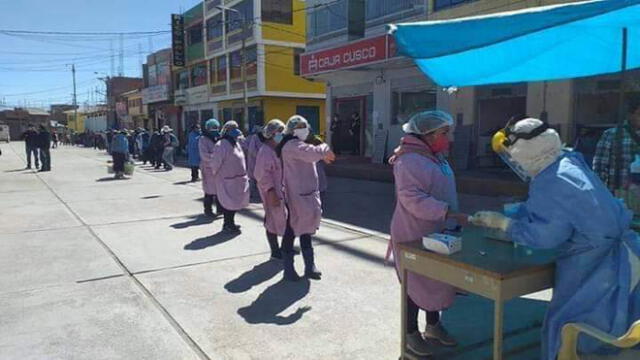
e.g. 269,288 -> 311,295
206,0 -> 222,14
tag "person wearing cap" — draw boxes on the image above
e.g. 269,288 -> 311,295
389,110 -> 469,357
161,125 -> 179,171
208,121 -> 249,233
150,129 -> 164,169
245,125 -> 265,202
111,129 -> 129,179
471,118 -> 640,360
254,119 -> 288,260
187,124 -> 202,182
199,119 -> 222,217
276,115 -> 336,281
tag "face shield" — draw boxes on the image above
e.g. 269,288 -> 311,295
492,120 -> 551,182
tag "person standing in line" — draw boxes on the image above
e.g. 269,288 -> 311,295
51,131 -> 58,149
330,113 -> 341,155
208,121 -> 249,233
139,128 -> 150,165
187,124 -> 202,182
111,130 -> 129,179
199,119 -> 222,217
21,124 -> 40,170
254,119 -> 288,260
36,125 -> 52,172
246,125 -> 265,201
149,129 -> 162,168
106,130 -> 114,155
350,112 -> 361,155
389,110 -> 469,356
277,115 -> 336,281
161,125 -> 178,171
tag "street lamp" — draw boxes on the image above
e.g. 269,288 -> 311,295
217,5 -> 249,132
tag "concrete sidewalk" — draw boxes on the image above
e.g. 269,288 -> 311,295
0,142 -> 634,360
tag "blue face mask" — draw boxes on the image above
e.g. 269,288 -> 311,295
228,128 -> 242,138
273,133 -> 284,144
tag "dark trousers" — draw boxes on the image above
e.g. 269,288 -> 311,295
281,224 -> 312,253
26,146 -> 39,168
203,194 -> 221,214
154,149 -> 164,168
406,295 -> 440,333
191,167 -> 199,180
39,148 -> 51,171
266,231 -> 280,254
216,199 -> 236,226
112,152 -> 126,173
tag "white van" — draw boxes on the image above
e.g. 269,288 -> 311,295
0,124 -> 9,142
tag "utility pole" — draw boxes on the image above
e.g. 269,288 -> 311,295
72,64 -> 78,129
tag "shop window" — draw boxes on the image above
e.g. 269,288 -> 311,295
433,0 -> 476,12
187,23 -> 203,45
230,50 -> 242,80
206,14 -> 223,40
200,110 -> 214,127
226,0 -> 254,33
209,59 -> 217,83
392,90 -> 437,125
293,48 -> 303,76
177,70 -> 189,89
262,0 -> 292,25
366,0 -> 422,21
249,106 -> 264,130
191,62 -> 208,87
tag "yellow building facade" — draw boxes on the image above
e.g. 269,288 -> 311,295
64,110 -> 85,133
177,0 -> 326,134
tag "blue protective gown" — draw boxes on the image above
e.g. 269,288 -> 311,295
187,130 -> 201,167
506,151 -> 640,360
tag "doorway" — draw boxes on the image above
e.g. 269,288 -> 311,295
475,96 -> 526,167
335,97 -> 366,156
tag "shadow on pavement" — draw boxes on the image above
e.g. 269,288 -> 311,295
96,177 -> 130,182
237,278 -> 311,325
224,260 -> 282,293
173,180 -> 194,185
171,214 -> 215,229
184,230 -> 239,250
4,169 -> 28,173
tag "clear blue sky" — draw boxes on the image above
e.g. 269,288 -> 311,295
0,0 -> 199,109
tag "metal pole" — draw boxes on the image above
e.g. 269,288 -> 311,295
241,13 -> 249,132
72,64 -> 77,130
614,27 -> 628,190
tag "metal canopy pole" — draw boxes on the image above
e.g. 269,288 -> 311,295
614,27 -> 629,190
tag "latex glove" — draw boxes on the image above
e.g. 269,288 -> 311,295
470,211 -> 511,232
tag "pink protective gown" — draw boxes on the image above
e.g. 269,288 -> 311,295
254,143 -> 287,236
245,134 -> 262,180
281,138 -> 330,236
390,135 -> 458,311
198,136 -> 218,195
209,138 -> 250,211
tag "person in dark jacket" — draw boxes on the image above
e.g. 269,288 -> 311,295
21,125 -> 40,169
150,130 -> 164,168
37,125 -> 51,172
111,130 -> 129,179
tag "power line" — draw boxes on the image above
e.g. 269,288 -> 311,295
0,29 -> 170,35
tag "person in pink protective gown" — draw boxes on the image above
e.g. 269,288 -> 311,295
209,121 -> 250,233
198,118 -> 221,217
277,115 -> 336,281
389,110 -> 469,357
254,119 -> 288,260
245,125 -> 264,201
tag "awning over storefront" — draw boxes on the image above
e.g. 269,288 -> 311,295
390,0 -> 640,87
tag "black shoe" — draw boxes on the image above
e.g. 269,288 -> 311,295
270,250 -> 283,261
191,177 -> 198,182
302,248 -> 322,280
223,224 -> 241,233
26,166 -> 31,170
204,209 -> 215,217
282,251 -> 300,281
406,332 -> 432,357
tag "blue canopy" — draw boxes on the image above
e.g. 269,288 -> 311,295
390,0 -> 640,87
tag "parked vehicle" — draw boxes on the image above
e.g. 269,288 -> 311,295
0,124 -> 10,142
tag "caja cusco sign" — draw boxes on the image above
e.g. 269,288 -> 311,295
300,35 -> 396,76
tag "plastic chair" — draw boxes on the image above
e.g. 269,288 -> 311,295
558,320 -> 640,360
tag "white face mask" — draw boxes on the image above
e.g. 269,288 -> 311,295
273,133 -> 284,144
294,128 -> 309,141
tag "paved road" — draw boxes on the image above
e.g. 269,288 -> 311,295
0,142 -> 632,360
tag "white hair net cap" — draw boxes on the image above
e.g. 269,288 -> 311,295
402,110 -> 454,135
285,115 -> 309,135
262,119 -> 285,139
221,120 -> 239,135
509,118 -> 563,177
